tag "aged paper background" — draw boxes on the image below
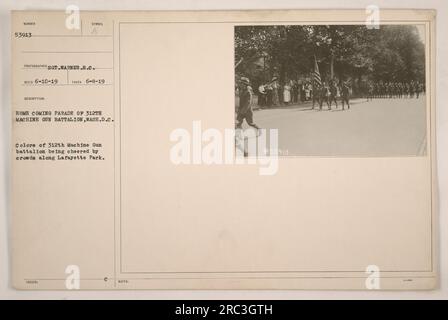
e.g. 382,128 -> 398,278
1,0 -> 447,298
10,9 -> 436,290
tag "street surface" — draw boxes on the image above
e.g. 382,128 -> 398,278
244,97 -> 427,156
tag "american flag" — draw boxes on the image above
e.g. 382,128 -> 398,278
312,56 -> 321,86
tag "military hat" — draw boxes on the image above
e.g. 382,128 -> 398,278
240,77 -> 250,85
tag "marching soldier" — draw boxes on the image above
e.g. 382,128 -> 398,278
404,82 -> 410,98
387,82 -> 392,99
340,81 -> 351,110
398,82 -> 404,99
379,82 -> 384,98
329,81 -> 338,108
416,81 -> 423,99
374,82 -> 380,99
236,77 -> 261,131
319,82 -> 331,111
410,81 -> 417,98
393,82 -> 398,98
367,81 -> 374,102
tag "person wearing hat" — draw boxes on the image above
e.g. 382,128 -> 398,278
340,81 -> 351,110
236,77 -> 261,130
318,82 -> 331,111
329,80 -> 338,108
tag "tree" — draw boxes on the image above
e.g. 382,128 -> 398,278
234,24 -> 425,85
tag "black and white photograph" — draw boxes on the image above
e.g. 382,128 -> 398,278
235,24 -> 427,156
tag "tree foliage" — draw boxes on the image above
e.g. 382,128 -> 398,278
235,25 -> 425,84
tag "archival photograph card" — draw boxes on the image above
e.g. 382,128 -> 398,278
11,9 -> 437,290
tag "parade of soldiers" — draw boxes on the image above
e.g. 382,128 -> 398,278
367,80 -> 425,100
240,77 -> 424,114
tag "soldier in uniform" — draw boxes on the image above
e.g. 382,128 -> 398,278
416,81 -> 422,99
367,81 -> 374,102
404,82 -> 410,98
386,82 -> 391,99
328,81 -> 338,108
236,77 -> 261,130
374,82 -> 380,99
328,80 -> 338,109
378,82 -> 384,98
319,82 -> 331,111
409,81 -> 415,98
340,81 -> 351,110
398,82 -> 403,99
